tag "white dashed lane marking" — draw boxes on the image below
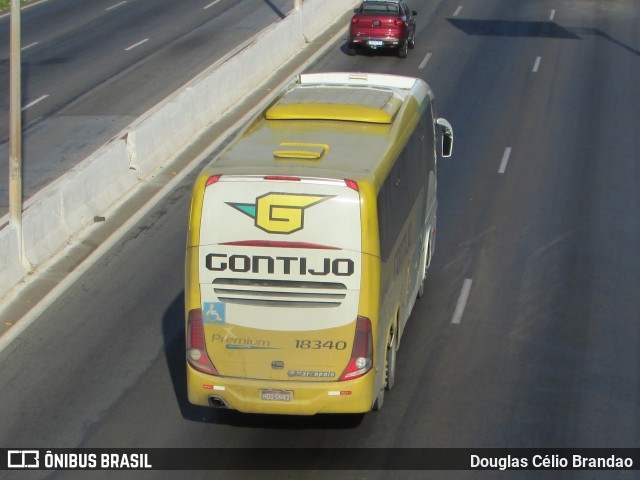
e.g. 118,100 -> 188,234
532,56 -> 541,72
498,147 -> 512,174
125,38 -> 149,51
22,95 -> 49,111
452,279 -> 473,324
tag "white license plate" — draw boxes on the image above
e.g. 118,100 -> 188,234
260,390 -> 293,402
368,40 -> 383,46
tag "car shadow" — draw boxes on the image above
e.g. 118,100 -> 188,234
162,291 -> 365,429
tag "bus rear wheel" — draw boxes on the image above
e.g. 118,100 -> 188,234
385,327 -> 397,390
373,324 -> 397,411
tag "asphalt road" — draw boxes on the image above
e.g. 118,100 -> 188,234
0,0 -> 294,213
0,0 -> 639,479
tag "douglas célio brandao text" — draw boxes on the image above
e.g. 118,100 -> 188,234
470,453 -> 634,470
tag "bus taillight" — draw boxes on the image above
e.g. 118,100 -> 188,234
339,316 -> 373,381
187,308 -> 218,375
344,179 -> 359,192
205,175 -> 221,187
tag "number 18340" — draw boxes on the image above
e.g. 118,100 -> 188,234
295,339 -> 347,350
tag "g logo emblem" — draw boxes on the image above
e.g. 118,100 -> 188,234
228,193 -> 330,234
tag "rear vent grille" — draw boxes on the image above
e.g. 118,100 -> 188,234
212,278 -> 346,308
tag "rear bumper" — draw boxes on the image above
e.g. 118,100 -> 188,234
187,365 -> 376,415
349,36 -> 405,49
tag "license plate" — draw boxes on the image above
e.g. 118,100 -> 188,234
260,389 -> 293,402
368,40 -> 383,46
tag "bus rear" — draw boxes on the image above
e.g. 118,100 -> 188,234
185,174 -> 377,414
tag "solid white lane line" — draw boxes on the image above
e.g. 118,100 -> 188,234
22,95 -> 49,111
418,52 -> 432,70
498,147 -> 512,174
452,279 -> 473,324
453,6 -> 463,17
125,38 -> 149,51
106,1 -> 127,11
204,0 -> 221,9
532,56 -> 541,72
21,42 -> 39,51
549,9 -> 556,21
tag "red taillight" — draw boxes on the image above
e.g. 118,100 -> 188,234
351,16 -> 359,24
206,175 -> 221,187
186,309 -> 218,375
339,316 -> 373,381
344,179 -> 359,192
395,18 -> 405,26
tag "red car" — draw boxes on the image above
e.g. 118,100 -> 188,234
348,0 -> 417,58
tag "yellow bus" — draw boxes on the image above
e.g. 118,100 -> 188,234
184,72 -> 453,414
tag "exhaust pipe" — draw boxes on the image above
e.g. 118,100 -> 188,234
208,395 -> 228,408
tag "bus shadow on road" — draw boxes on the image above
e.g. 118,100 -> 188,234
448,18 -> 640,57
447,19 -> 580,39
162,292 -> 365,429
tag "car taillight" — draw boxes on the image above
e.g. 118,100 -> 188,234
395,18 -> 405,26
351,16 -> 359,24
187,308 -> 218,375
339,316 -> 373,381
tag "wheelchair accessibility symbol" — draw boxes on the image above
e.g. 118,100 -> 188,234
203,302 -> 226,324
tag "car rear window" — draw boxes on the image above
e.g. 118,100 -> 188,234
361,3 -> 400,14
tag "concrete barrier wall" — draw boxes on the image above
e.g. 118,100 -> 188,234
59,138 -> 138,234
0,225 -> 26,294
0,0 -> 359,301
130,11 -> 309,178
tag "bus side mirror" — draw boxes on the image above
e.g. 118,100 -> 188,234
436,118 -> 453,157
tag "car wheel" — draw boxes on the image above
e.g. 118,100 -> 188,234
398,41 -> 408,58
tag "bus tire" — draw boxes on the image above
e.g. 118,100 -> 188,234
417,228 -> 433,298
385,325 -> 397,391
373,322 -> 398,411
373,387 -> 384,411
